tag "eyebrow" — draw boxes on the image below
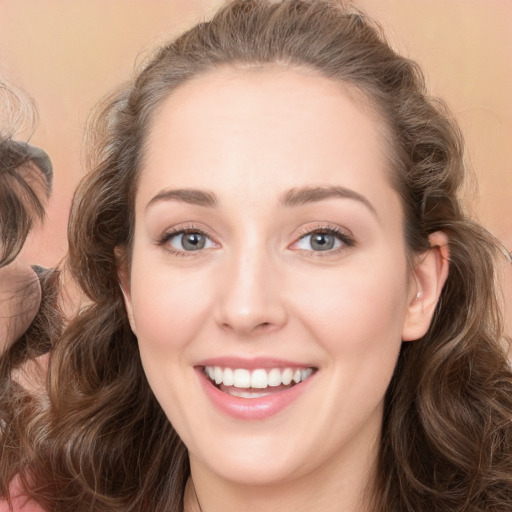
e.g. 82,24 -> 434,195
145,185 -> 377,217
146,188 -> 218,210
279,186 -> 377,216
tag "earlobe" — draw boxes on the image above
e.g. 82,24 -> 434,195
115,247 -> 137,336
402,231 -> 450,341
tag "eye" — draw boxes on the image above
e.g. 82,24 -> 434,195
295,232 -> 342,252
164,230 -> 216,252
291,227 -> 355,253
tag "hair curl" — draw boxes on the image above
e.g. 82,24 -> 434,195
0,81 -> 52,267
0,82 -> 61,508
3,1 -> 511,511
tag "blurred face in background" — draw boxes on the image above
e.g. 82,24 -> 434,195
0,146 -> 52,349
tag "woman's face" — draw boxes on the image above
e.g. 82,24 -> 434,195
122,68 -> 424,487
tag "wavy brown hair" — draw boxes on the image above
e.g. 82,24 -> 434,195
0,81 -> 52,267
0,83 -> 61,506
3,1 -> 511,511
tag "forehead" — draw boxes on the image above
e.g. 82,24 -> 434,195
137,66 -> 395,213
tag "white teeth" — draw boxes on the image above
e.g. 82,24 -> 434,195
227,388 -> 273,399
204,365 -> 314,389
233,368 -> 251,388
301,368 -> 313,380
223,367 -> 234,386
282,368 -> 293,385
268,368 -> 282,387
250,369 -> 268,389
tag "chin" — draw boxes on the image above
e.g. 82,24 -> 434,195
186,422 -> 331,488
194,449 -> 309,487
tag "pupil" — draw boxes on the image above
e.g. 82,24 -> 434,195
311,233 -> 334,251
183,233 -> 205,250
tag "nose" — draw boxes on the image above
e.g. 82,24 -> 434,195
214,249 -> 288,337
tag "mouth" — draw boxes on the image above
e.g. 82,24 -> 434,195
203,365 -> 316,399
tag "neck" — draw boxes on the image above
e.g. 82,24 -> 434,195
185,432 -> 379,512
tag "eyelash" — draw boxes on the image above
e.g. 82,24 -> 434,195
293,225 -> 356,257
156,224 -> 217,257
156,224 -> 355,257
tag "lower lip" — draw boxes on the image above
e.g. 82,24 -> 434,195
196,368 -> 315,420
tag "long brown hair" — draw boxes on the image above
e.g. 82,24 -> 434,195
0,83 -> 61,505
3,1 -> 512,510
0,81 -> 50,267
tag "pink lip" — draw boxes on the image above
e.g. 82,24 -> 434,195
195,356 -> 312,370
195,364 -> 316,421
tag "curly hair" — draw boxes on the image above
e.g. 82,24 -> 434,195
0,82 -> 61,506
2,1 -> 511,511
0,81 -> 52,268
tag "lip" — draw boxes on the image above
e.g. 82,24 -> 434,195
195,358 -> 316,420
196,356 -> 312,370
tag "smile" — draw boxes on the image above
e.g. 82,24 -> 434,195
204,366 -> 314,398
197,362 -> 317,419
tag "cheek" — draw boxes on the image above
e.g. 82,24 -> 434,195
288,254 -> 410,441
127,254 -> 215,422
128,256 -> 213,357
292,253 -> 409,361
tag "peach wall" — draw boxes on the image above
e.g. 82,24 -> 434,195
1,0 -> 510,330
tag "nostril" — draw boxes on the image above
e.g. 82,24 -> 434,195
254,321 -> 276,333
220,320 -> 274,334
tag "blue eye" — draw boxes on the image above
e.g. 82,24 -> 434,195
167,231 -> 215,252
294,229 -> 352,252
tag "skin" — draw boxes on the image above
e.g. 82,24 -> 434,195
121,67 -> 449,512
1,153 -> 80,357
0,260 -> 41,350
0,162 -> 48,351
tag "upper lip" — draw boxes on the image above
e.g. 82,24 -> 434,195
195,357 -> 316,370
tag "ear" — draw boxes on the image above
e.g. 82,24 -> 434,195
402,231 -> 450,342
115,246 -> 137,336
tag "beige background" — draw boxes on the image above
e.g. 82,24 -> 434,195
0,0 -> 510,331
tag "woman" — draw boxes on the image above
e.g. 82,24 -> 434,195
0,138 -> 47,352
0,83 -> 63,512
0,80 -> 57,353
0,80 -> 53,350
2,1 -> 511,511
